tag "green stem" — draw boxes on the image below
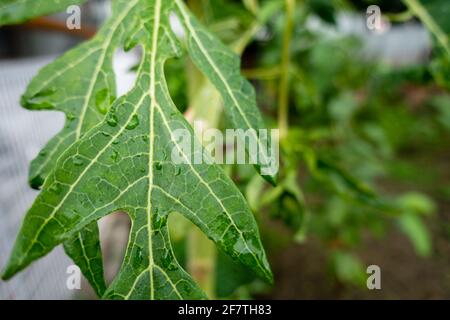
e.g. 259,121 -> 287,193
403,0 -> 450,57
385,10 -> 413,23
243,0 -> 260,15
187,227 -> 216,298
185,0 -> 217,299
242,66 -> 282,80
278,0 -> 295,139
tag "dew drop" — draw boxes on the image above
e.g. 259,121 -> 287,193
30,175 -> 45,190
155,162 -> 162,170
73,156 -> 84,166
111,150 -> 119,162
126,114 -> 140,130
107,113 -> 118,127
66,113 -> 76,121
174,167 -> 181,176
134,247 -> 144,265
95,89 -> 110,115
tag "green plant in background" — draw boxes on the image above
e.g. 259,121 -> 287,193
1,0 -> 449,299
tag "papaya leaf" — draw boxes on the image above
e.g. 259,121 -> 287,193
1,0 -> 273,300
174,0 -> 278,185
0,0 -> 87,26
15,0 -> 145,297
63,223 -> 106,296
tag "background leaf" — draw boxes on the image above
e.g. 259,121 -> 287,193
0,0 -> 88,26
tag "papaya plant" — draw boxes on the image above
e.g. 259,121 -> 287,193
0,0 -> 277,299
2,0 -> 450,300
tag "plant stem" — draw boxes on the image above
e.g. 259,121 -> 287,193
243,0 -> 259,15
187,227 -> 216,298
278,0 -> 295,139
385,10 -> 413,23
242,66 -> 282,80
184,0 -> 217,299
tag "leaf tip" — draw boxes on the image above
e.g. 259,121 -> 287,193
264,268 -> 274,285
261,171 -> 278,187
1,264 -> 16,281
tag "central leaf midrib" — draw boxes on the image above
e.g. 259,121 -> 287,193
145,0 -> 162,301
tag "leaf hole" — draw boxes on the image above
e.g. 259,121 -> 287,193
112,46 -> 141,98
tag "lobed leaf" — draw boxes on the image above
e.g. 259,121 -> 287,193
18,0 -> 146,296
175,0 -> 278,185
2,0 -> 273,300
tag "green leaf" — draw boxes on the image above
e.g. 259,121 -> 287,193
174,0 -> 278,185
0,0 -> 87,26
2,0 -> 272,300
63,223 -> 106,297
398,213 -> 432,257
331,251 -> 366,286
19,0 -> 144,296
23,0 -> 133,189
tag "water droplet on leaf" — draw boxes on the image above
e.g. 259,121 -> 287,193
73,156 -> 84,166
111,150 -> 119,162
95,89 -> 112,115
107,114 -> 118,127
30,175 -> 45,190
134,247 -> 144,265
126,114 -> 140,130
66,113 -> 76,121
